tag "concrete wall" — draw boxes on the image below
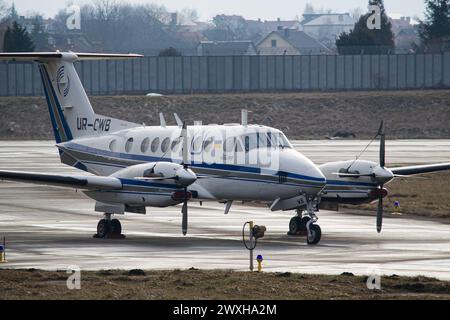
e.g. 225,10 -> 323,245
1,53 -> 449,96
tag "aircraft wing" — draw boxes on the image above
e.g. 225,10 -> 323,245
0,170 -> 122,190
390,163 -> 450,176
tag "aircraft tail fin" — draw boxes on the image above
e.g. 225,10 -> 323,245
0,52 -> 143,143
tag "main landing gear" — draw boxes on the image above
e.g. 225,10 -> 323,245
94,213 -> 125,239
288,197 -> 322,245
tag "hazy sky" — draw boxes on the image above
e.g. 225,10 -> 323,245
7,0 -> 425,20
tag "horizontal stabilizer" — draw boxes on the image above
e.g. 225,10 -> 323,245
0,52 -> 143,62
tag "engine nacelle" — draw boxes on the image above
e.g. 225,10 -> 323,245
111,162 -> 197,187
84,162 -> 197,208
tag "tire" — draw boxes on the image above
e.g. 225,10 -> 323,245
306,224 -> 322,245
111,219 -> 122,235
289,216 -> 302,234
97,219 -> 111,238
300,216 -> 311,231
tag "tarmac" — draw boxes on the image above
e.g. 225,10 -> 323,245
0,140 -> 449,279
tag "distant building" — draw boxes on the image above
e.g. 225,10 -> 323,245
395,28 -> 420,53
256,27 -> 329,55
197,40 -> 257,56
46,32 -> 101,52
301,13 -> 355,48
389,16 -> 420,53
390,16 -> 414,35
172,31 -> 207,55
259,18 -> 302,33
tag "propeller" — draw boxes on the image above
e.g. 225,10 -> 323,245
378,121 -> 385,168
181,121 -> 189,236
376,194 -> 383,233
376,121 -> 385,233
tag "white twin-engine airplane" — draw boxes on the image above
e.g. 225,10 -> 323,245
0,52 -> 449,245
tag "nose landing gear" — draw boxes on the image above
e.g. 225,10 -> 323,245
288,196 -> 322,245
94,213 -> 125,239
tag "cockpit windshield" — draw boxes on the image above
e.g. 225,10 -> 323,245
239,131 -> 292,151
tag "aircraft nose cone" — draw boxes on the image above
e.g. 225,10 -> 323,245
373,166 -> 394,184
176,168 -> 197,187
302,162 -> 327,191
313,167 -> 327,188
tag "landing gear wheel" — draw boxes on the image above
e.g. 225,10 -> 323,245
97,219 -> 111,238
111,219 -> 122,235
289,217 -> 302,235
300,216 -> 311,229
306,224 -> 322,245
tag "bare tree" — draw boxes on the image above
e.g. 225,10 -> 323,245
349,7 -> 364,20
0,0 -> 7,21
303,3 -> 315,15
178,8 -> 199,25
303,3 -> 333,15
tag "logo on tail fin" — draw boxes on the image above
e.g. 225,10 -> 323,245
56,66 -> 71,97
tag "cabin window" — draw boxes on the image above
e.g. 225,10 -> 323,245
244,136 -> 250,152
224,137 -> 244,153
224,137 -> 235,154
203,137 -> 214,153
271,39 -> 277,48
171,138 -> 182,152
141,137 -> 150,153
192,136 -> 203,153
151,137 -> 160,153
161,137 -> 170,153
109,139 -> 118,152
235,138 -> 244,152
125,137 -> 134,153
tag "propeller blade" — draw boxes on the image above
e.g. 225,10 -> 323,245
376,190 -> 383,233
377,120 -> 384,136
394,174 -> 427,179
181,187 -> 188,235
379,121 -> 385,167
134,176 -> 174,181
181,121 -> 188,168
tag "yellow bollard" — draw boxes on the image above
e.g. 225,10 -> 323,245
0,245 -> 5,263
249,221 -> 254,272
0,236 -> 6,263
393,201 -> 402,215
256,255 -> 263,272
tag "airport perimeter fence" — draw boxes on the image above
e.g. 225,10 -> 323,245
1,53 -> 450,96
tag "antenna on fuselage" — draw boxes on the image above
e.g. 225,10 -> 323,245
159,113 -> 166,128
241,109 -> 248,127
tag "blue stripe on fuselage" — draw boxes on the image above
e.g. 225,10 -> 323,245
62,142 -> 326,184
326,180 -> 378,187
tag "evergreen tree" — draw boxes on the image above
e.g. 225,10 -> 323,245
7,2 -> 18,21
336,0 -> 395,54
419,0 -> 450,53
158,47 -> 182,56
3,21 -> 35,52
